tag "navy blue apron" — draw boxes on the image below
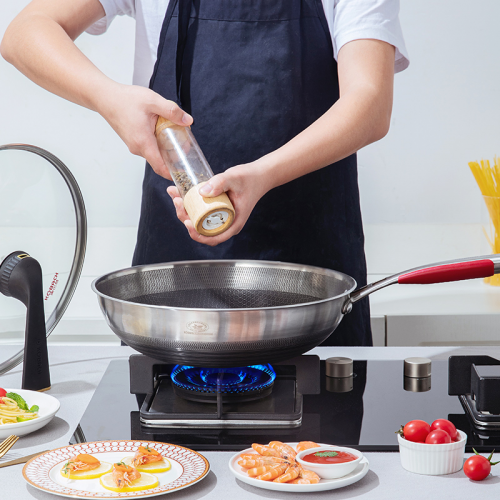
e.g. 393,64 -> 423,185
132,0 -> 372,346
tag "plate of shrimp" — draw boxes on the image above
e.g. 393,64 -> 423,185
22,440 -> 210,498
229,441 -> 369,492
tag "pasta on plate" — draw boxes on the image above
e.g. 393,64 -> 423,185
0,394 -> 38,424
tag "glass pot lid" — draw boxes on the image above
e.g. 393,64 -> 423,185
0,144 -> 87,374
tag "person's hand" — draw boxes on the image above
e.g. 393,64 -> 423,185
166,161 -> 272,246
97,83 -> 193,179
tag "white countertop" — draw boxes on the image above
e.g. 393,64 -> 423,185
1,345 -> 500,499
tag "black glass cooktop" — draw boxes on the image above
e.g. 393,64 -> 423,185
70,357 -> 498,452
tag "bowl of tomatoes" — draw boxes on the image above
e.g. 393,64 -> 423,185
397,419 -> 466,475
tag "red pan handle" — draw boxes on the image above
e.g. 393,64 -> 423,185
342,254 -> 500,314
398,259 -> 495,284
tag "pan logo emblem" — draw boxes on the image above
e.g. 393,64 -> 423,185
185,321 -> 211,335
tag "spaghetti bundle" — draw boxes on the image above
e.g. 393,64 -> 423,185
0,397 -> 38,425
469,158 -> 500,285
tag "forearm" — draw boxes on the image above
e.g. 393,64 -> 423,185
1,0 -> 191,178
1,1 -> 114,113
262,89 -> 390,188
260,39 -> 395,190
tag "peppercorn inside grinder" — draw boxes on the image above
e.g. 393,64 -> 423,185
155,116 -> 235,236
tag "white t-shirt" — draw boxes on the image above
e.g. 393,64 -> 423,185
88,0 -> 409,88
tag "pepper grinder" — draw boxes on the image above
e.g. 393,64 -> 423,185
155,116 -> 235,236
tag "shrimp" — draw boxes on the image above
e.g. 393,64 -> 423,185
247,463 -> 287,477
296,441 -> 320,453
269,441 -> 296,461
255,463 -> 289,481
238,456 -> 287,469
112,462 -> 141,489
62,454 -> 101,476
132,445 -> 164,467
238,453 -> 260,461
273,463 -> 301,483
252,443 -> 280,457
289,468 -> 320,484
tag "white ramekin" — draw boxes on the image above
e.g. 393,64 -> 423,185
296,446 -> 363,479
398,429 -> 467,475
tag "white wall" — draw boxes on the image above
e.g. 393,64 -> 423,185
360,1 -> 500,227
1,1 -> 500,341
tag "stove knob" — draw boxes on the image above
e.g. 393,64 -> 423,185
404,357 -> 431,378
404,376 -> 431,393
325,357 -> 353,393
326,357 -> 353,378
326,376 -> 354,393
404,357 -> 431,393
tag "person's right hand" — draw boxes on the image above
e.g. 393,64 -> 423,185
97,83 -> 193,179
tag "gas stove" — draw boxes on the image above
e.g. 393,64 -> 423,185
71,353 -> 500,452
128,355 -> 319,429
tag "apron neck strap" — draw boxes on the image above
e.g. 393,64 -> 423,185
176,0 -> 193,105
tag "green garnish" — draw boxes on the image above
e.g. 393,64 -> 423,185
29,405 -> 39,413
62,460 -> 72,475
16,415 -> 37,422
314,451 -> 339,458
115,461 -> 126,467
5,392 -> 28,411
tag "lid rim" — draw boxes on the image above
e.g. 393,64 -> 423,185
0,144 -> 87,376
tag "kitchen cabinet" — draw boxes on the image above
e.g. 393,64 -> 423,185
370,316 -> 386,346
386,314 -> 500,346
370,277 -> 500,346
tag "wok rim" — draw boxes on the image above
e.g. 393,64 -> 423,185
91,259 -> 358,312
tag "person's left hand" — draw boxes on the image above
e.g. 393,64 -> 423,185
166,161 -> 272,246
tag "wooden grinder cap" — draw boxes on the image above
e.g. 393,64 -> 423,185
184,182 -> 235,236
155,116 -> 177,136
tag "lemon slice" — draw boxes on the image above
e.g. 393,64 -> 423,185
100,471 -> 159,492
60,462 -> 112,480
121,455 -> 172,473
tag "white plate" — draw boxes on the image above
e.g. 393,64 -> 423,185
228,443 -> 369,493
23,440 -> 210,498
0,388 -> 60,438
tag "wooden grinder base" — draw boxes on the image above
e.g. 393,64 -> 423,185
183,182 -> 235,236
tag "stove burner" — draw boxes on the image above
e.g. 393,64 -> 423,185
170,364 -> 276,403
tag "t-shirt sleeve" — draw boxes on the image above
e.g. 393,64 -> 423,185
86,0 -> 136,35
327,0 -> 409,73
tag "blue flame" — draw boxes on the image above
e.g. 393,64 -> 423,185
171,364 -> 276,394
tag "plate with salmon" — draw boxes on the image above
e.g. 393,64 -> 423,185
22,440 -> 210,498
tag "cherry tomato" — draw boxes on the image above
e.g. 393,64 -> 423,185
425,429 -> 452,444
430,419 -> 458,441
0,388 -> 6,398
398,420 -> 431,443
464,449 -> 499,481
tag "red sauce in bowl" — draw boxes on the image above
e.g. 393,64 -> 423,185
302,450 -> 358,465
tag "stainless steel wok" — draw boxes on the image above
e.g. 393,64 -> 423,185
92,255 -> 500,367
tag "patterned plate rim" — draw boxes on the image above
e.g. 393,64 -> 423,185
22,440 -> 210,499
